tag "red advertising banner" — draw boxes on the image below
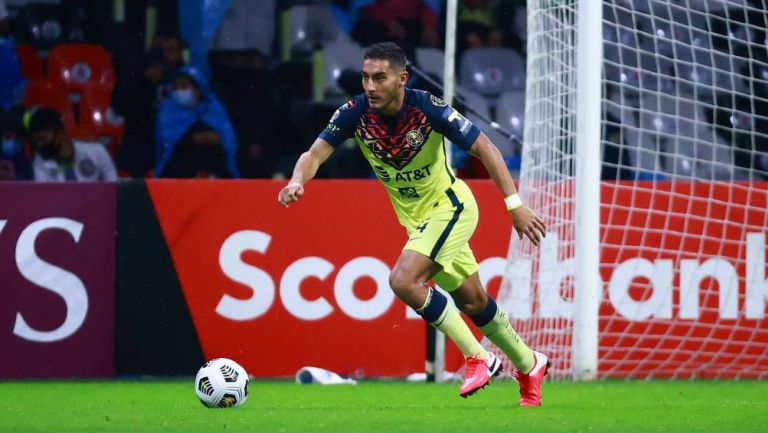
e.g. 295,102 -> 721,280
148,180 -> 768,379
0,183 -> 116,378
148,180 -> 511,377
598,182 -> 768,378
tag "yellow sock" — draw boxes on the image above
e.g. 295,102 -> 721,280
432,304 -> 488,359
480,306 -> 534,372
416,288 -> 487,359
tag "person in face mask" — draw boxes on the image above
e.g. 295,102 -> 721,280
28,108 -> 117,182
170,77 -> 198,108
0,107 -> 32,180
154,66 -> 240,178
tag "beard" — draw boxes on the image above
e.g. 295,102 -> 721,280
37,143 -> 59,160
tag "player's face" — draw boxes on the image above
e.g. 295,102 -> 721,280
361,59 -> 408,115
30,128 -> 64,160
163,37 -> 184,67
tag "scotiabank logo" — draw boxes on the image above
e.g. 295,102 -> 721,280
214,230 -> 507,322
211,229 -> 768,324
215,230 -> 394,321
505,232 -> 768,321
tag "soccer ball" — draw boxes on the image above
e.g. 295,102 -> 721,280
195,358 -> 249,408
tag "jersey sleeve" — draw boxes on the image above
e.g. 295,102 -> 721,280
419,91 -> 481,151
317,97 -> 365,148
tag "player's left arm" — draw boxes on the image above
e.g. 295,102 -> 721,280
468,133 -> 547,246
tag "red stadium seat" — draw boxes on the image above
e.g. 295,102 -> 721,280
16,43 -> 45,79
79,85 -> 125,153
47,43 -> 116,93
23,80 -> 95,141
24,80 -> 75,128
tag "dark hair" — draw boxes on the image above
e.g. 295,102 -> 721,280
364,42 -> 407,70
28,107 -> 65,133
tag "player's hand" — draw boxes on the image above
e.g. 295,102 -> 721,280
510,206 -> 547,246
278,182 -> 304,207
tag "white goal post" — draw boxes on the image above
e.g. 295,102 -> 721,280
489,0 -> 768,380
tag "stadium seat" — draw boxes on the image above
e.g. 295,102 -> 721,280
457,86 -> 514,157
674,55 -> 748,97
47,43 -> 116,94
494,90 -> 526,156
14,2 -> 68,48
24,80 -> 74,126
15,43 -> 45,80
605,92 -> 657,177
415,47 -> 445,82
727,22 -> 758,56
455,86 -> 490,119
78,85 -> 125,153
636,42 -> 674,93
603,66 -> 638,94
459,48 -> 525,96
639,93 -> 734,179
605,14 -> 662,95
284,4 -> 347,58
725,109 -> 761,179
444,87 -> 493,175
23,80 -> 93,140
319,40 -> 366,98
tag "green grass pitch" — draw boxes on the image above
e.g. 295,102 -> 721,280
0,380 -> 766,432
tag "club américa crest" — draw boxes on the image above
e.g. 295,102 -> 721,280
406,130 -> 424,148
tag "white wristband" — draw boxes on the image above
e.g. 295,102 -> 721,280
504,193 -> 523,211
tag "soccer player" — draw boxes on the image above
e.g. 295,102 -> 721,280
278,42 -> 549,406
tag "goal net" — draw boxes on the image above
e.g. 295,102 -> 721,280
489,0 -> 768,379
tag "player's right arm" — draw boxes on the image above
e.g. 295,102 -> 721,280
277,138 -> 335,207
278,96 -> 365,207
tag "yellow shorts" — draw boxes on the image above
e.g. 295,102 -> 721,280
403,181 -> 480,292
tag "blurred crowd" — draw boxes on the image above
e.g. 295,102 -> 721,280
0,0 -> 528,182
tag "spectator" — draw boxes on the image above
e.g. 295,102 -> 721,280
457,0 -> 504,56
116,32 -> 186,178
154,65 -> 239,178
144,33 -> 186,100
28,107 -> 117,181
351,0 -> 441,58
208,49 -> 272,177
0,107 -> 32,180
209,0 -> 276,178
0,12 -> 25,115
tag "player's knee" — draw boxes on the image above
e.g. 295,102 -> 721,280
388,270 -> 407,294
453,292 -> 488,316
456,300 -> 484,316
389,268 -> 417,297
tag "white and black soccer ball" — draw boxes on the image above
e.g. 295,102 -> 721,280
195,358 -> 249,408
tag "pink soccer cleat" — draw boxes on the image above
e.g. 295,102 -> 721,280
459,352 -> 502,398
513,351 -> 550,406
